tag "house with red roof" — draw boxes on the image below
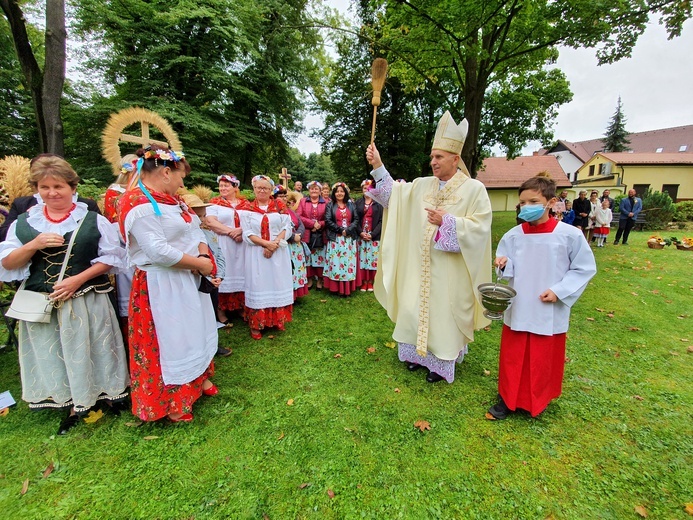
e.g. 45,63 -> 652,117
477,155 -> 571,211
542,125 -> 693,182
574,152 -> 693,201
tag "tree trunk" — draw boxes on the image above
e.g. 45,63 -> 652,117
1,0 -> 66,155
43,0 -> 66,156
461,54 -> 488,178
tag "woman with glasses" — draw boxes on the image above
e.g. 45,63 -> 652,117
240,176 -> 293,339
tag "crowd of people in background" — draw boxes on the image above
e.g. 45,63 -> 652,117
0,148 -> 383,433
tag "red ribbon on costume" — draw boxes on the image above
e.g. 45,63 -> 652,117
248,198 -> 286,241
210,197 -> 250,228
118,187 -> 195,239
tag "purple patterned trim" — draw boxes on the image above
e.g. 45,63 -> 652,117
368,168 -> 394,208
397,342 -> 466,383
433,213 -> 460,252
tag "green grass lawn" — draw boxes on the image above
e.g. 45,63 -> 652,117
0,213 -> 691,519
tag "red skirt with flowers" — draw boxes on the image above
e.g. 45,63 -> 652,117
244,305 -> 293,331
219,291 -> 245,312
129,269 -> 214,421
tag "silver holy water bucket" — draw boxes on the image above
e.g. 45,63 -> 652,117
477,268 -> 517,320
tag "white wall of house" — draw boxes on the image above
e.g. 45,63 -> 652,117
549,151 -> 584,182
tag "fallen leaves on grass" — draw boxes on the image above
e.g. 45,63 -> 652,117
82,409 -> 104,424
20,479 -> 28,495
268,335 -> 275,340
634,504 -> 648,517
607,313 -> 615,318
680,338 -> 689,342
632,395 -> 644,401
596,308 -> 604,312
688,346 -> 693,353
42,462 -> 54,478
327,489 -> 335,499
366,347 -> 376,354
319,299 -> 327,303
629,327 -> 641,331
414,420 -> 431,432
684,503 -> 693,515
333,353 -> 342,358
277,432 -> 284,441
143,435 -> 159,440
483,369 -> 491,376
384,341 -> 396,348
286,399 -> 294,406
394,388 -> 400,393
298,482 -> 311,489
0,408 -> 8,417
125,421 -> 143,428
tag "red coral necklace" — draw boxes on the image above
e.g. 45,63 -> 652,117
44,203 -> 77,223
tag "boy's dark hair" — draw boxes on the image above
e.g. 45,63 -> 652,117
518,172 -> 556,200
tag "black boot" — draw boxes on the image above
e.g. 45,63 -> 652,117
486,396 -> 511,420
57,413 -> 80,435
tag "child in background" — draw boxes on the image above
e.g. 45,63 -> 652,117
487,174 -> 596,420
593,199 -> 613,247
182,193 -> 232,357
561,199 -> 575,226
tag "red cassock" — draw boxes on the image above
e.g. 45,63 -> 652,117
498,325 -> 566,417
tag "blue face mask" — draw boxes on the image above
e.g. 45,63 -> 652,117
518,204 -> 547,222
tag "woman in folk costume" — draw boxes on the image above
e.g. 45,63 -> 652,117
296,181 -> 327,289
323,182 -> 360,296
103,154 -> 138,339
355,179 -> 382,292
0,156 -> 129,435
488,174 -> 596,420
119,145 -> 218,423
240,176 -> 293,340
276,186 -> 309,300
205,174 -> 250,323
365,111 -> 492,383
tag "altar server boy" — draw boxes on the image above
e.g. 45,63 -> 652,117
487,174 -> 597,420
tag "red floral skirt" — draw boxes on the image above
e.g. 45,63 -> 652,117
244,305 -> 293,331
294,286 -> 309,299
358,268 -> 376,283
219,291 -> 245,312
129,269 -> 214,422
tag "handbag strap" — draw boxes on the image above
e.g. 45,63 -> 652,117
56,215 -> 87,283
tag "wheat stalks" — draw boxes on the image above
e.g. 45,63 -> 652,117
0,155 -> 32,205
191,185 -> 213,203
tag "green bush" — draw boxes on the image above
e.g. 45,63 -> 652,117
673,200 -> 693,222
641,188 -> 675,230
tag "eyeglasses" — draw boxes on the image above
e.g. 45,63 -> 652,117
255,186 -> 271,191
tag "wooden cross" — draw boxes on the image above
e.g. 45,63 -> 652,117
120,121 -> 169,148
278,167 -> 291,188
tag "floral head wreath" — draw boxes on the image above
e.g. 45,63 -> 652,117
332,182 -> 349,192
306,181 -> 322,190
361,179 -> 373,190
273,185 -> 287,196
217,174 -> 240,187
251,175 -> 275,188
128,147 -> 185,191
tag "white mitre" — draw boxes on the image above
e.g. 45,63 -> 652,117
432,111 -> 468,155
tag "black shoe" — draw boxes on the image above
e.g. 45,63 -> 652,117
613,241 -> 619,245
216,347 -> 232,357
57,413 -> 80,435
406,362 -> 422,371
622,242 -> 628,245
426,371 -> 445,383
486,397 -> 511,420
103,399 -> 128,416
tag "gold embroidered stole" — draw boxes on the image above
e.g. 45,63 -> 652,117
415,170 -> 467,356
